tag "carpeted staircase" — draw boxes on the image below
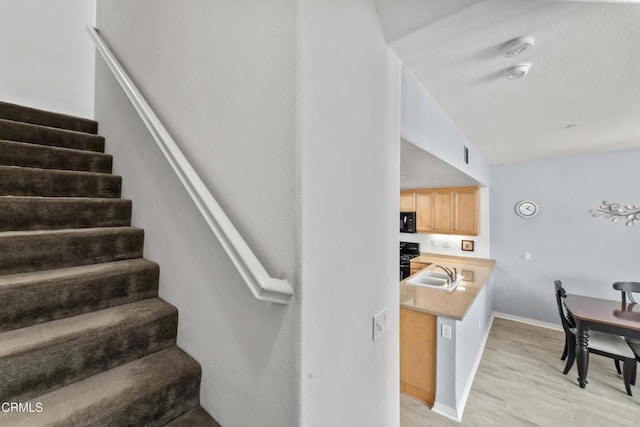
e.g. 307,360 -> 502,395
0,101 -> 220,426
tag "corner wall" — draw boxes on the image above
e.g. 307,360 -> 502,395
297,1 -> 401,425
95,1 -> 297,426
490,149 -> 640,324
0,0 -> 96,118
400,65 -> 490,187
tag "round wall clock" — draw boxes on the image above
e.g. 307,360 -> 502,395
515,200 -> 538,218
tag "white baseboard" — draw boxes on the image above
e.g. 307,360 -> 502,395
431,402 -> 460,423
493,311 -> 562,332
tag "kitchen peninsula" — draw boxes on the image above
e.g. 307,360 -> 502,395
400,253 -> 495,422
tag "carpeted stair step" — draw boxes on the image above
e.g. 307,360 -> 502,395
164,406 -> 222,427
0,118 -> 104,152
0,259 -> 159,333
0,139 -> 112,173
0,196 -> 132,231
0,101 -> 98,134
0,227 -> 144,275
0,166 -> 121,198
0,347 -> 202,427
0,298 -> 177,402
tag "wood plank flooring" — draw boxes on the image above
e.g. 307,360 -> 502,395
401,317 -> 640,426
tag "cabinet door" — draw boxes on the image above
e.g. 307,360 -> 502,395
400,191 -> 416,211
400,308 -> 436,406
454,188 -> 478,235
433,191 -> 453,233
415,191 -> 434,232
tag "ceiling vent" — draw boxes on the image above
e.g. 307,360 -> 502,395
502,35 -> 535,57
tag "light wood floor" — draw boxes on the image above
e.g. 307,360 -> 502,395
401,317 -> 640,426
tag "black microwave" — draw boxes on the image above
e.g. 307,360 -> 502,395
400,212 -> 416,233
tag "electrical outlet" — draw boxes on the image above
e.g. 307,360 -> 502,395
373,309 -> 388,341
441,324 -> 452,339
430,239 -> 436,247
442,240 -> 450,248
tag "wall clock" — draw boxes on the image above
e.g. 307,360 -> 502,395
515,200 -> 538,218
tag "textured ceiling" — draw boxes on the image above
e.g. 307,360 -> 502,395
377,0 -> 640,164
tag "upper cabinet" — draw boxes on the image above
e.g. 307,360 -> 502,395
415,191 -> 434,232
400,186 -> 479,236
400,191 -> 416,212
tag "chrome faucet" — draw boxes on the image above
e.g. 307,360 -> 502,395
435,265 -> 457,283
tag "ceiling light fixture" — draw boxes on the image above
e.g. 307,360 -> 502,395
504,63 -> 531,80
502,35 -> 535,57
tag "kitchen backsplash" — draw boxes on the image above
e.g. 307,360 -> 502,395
399,232 -> 490,259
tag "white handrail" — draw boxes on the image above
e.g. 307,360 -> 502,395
87,26 -> 293,304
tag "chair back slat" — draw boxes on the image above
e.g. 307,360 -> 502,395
554,280 -> 573,332
612,281 -> 640,304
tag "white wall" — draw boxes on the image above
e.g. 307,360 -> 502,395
491,149 -> 640,324
297,1 -> 400,426
400,187 -> 491,259
401,65 -> 490,187
0,0 -> 96,118
434,278 -> 492,420
95,1 -> 297,426
95,1 -> 400,426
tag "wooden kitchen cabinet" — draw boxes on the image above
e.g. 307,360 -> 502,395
400,186 -> 479,236
400,191 -> 416,211
453,187 -> 478,235
433,191 -> 453,232
400,307 -> 436,406
415,191 -> 434,232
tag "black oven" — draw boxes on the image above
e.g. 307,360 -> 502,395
400,241 -> 420,281
400,212 -> 416,233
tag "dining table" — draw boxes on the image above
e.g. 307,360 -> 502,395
564,294 -> 640,388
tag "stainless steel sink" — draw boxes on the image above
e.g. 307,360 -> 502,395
406,274 -> 463,292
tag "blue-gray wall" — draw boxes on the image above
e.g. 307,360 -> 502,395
490,149 -> 640,324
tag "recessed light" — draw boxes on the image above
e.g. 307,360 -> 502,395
504,63 -> 531,80
502,35 -> 535,57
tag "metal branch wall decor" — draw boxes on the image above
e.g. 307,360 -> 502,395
590,201 -> 640,226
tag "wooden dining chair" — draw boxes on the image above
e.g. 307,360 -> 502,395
612,282 -> 640,364
613,281 -> 640,305
555,280 -> 637,395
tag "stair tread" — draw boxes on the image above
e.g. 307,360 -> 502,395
0,347 -> 200,426
0,165 -> 117,178
0,118 -> 100,138
165,406 -> 221,427
0,139 -> 110,158
0,166 -> 122,199
0,101 -> 98,134
0,196 -> 132,231
0,139 -> 112,173
0,118 -> 104,152
0,298 -> 174,358
0,195 -> 131,202
0,258 -> 155,287
0,225 -> 141,238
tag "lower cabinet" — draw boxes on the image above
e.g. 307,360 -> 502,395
400,308 -> 436,406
